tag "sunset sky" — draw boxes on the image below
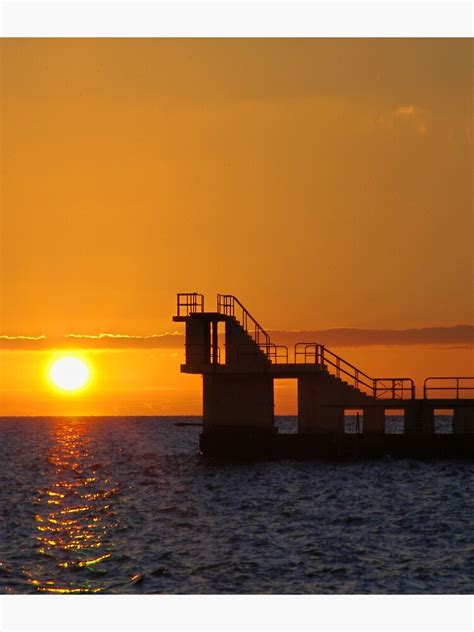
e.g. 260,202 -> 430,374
1,39 -> 472,415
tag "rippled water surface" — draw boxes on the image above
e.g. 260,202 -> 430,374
0,416 -> 473,594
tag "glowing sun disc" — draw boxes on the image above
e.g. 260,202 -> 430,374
49,357 -> 91,392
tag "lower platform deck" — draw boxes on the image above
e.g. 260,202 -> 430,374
200,430 -> 474,460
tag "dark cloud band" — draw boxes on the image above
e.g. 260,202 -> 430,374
1,326 -> 472,351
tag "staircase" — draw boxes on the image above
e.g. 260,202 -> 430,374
215,294 -> 414,401
218,294 -> 288,368
224,313 -> 270,369
175,292 -> 415,402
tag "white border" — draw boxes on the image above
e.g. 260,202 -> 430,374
0,2 -> 472,37
1,595 -> 473,631
0,2 -> 472,630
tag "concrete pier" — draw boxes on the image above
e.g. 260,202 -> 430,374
174,292 -> 474,460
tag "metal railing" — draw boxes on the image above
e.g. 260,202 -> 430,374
216,295 -> 291,364
424,377 -> 474,399
264,343 -> 289,364
217,294 -> 270,347
176,293 -> 204,317
295,343 -> 324,365
374,378 -> 416,400
294,342 -> 415,399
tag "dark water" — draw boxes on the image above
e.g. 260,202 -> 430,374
0,416 -> 472,594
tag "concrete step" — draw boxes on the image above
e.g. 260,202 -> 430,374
324,373 -> 372,399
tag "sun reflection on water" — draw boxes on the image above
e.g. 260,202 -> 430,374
29,419 -> 119,593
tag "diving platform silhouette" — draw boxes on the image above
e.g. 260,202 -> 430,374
173,293 -> 474,459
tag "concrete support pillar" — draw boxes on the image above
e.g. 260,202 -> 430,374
297,375 -> 344,433
203,373 -> 274,432
406,404 -> 434,434
363,407 -> 385,434
298,406 -> 344,434
211,320 -> 218,365
405,405 -> 419,434
420,407 -> 435,434
453,407 -> 474,434
185,317 -> 210,367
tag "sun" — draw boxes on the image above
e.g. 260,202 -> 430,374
48,356 -> 91,392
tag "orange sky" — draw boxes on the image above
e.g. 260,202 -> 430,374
1,39 -> 472,415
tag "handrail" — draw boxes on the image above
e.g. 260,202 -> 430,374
260,343 -> 289,364
176,292 -> 204,317
374,378 -> 416,400
217,294 -> 271,347
322,345 -> 373,384
295,343 -> 373,391
295,343 -> 323,364
424,377 -> 474,399
294,342 -> 415,399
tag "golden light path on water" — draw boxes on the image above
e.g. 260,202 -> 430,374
28,419 -> 121,593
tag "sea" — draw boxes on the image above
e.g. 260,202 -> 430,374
0,416 -> 472,594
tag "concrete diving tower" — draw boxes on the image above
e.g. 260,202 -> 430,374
173,292 -> 474,459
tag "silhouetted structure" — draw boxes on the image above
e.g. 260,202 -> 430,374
173,293 -> 474,459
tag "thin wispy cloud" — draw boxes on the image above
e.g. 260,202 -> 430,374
65,332 -> 182,340
0,331 -> 184,351
379,104 -> 428,136
0,335 -> 46,341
